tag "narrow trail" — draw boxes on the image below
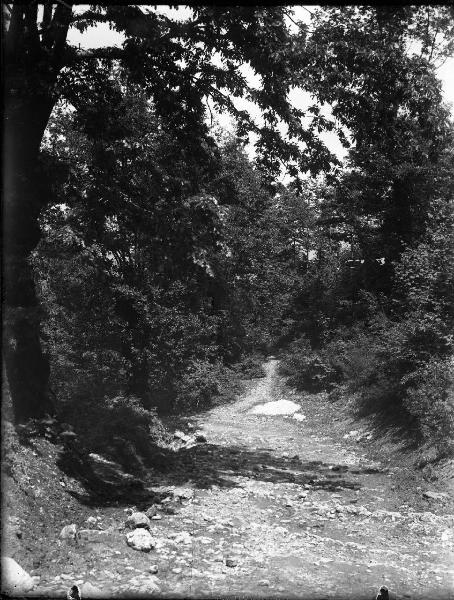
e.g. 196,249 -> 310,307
22,359 -> 453,599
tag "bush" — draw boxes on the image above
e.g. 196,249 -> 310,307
404,358 -> 454,457
173,360 -> 241,412
59,394 -> 170,473
279,337 -> 340,392
234,354 -> 266,379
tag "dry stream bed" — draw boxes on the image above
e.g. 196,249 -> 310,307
3,360 -> 453,599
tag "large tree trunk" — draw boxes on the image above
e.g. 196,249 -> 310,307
3,94 -> 55,423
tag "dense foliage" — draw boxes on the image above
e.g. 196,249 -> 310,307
3,5 -> 454,463
279,6 -> 454,458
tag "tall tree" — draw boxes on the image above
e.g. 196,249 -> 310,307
3,5 -> 332,422
302,6 -> 454,293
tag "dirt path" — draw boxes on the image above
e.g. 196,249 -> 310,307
22,359 -> 454,598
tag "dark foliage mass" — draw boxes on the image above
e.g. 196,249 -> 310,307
3,5 -> 454,462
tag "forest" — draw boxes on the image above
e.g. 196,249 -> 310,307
3,4 -> 454,483
3,5 -> 454,598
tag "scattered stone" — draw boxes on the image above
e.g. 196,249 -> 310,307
172,568 -> 182,574
1,557 -> 35,594
258,580 -> 270,587
126,512 -> 151,530
87,453 -> 143,489
362,464 -> 384,474
174,531 -> 192,545
151,515 -> 162,520
81,581 -> 104,598
59,524 -> 78,542
331,465 -> 348,472
133,575 -> 161,594
162,504 -> 177,515
78,529 -> 110,543
174,430 -> 190,442
173,487 -> 195,500
225,558 -> 237,568
85,516 -> 98,528
126,529 -> 155,552
343,430 -> 360,440
149,565 -> 159,574
293,413 -> 306,422
423,491 -> 450,501
376,584 -> 398,600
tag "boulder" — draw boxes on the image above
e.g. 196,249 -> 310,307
87,453 -> 143,488
225,558 -> 237,568
126,528 -> 155,552
85,516 -> 98,528
1,557 -> 35,594
59,523 -> 78,542
126,511 -> 151,530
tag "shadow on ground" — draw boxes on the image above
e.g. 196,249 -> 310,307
57,439 -> 362,508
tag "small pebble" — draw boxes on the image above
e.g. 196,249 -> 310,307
225,558 -> 237,568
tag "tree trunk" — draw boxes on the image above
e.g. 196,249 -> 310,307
3,94 -> 55,423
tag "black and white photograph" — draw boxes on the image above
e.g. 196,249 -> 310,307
2,3 -> 454,598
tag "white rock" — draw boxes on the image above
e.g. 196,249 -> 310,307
250,399 -> 301,415
1,557 -> 35,594
126,511 -> 151,530
174,430 -> 190,442
126,529 -> 155,552
59,523 -> 78,541
86,516 -> 98,527
293,413 -> 307,422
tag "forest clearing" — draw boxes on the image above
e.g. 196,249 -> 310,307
2,4 -> 454,599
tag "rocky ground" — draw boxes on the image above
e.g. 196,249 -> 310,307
2,359 -> 453,599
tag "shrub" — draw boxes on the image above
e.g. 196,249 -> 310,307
173,360 -> 241,412
59,394 -> 170,473
404,358 -> 454,457
279,336 -> 340,392
234,354 -> 267,379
